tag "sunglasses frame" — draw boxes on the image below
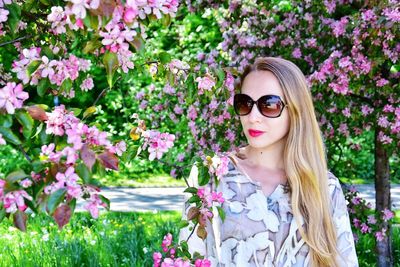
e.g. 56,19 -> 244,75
233,93 -> 289,118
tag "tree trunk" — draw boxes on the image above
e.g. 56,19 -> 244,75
374,129 -> 393,267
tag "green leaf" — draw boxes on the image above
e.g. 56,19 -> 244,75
41,46 -> 54,59
198,165 -> 210,186
76,163 -> 91,184
16,110 -> 34,139
47,188 -> 66,214
70,108 -> 82,117
217,206 -> 226,222
183,187 -> 198,194
37,78 -> 50,97
178,220 -> 189,229
7,3 -> 21,34
159,51 -> 171,64
188,195 -> 201,203
60,78 -> 72,93
0,207 -> 5,224
6,170 -> 28,183
27,60 -> 41,76
69,198 -> 77,213
0,126 -> 21,145
83,39 -> 102,54
0,114 -> 13,127
98,195 -> 110,211
82,106 -> 96,119
103,52 -> 119,89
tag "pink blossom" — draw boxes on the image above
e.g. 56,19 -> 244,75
376,78 -> 389,87
342,107 -> 351,118
378,116 -> 390,128
360,223 -> 370,233
0,0 -> 12,8
195,75 -> 215,94
195,259 -> 211,267
361,105 -> 374,116
0,82 -> 29,114
0,8 -> 8,23
382,208 -> 394,221
124,5 -> 139,23
378,131 -> 393,144
211,192 -> 224,204
153,252 -> 162,267
375,228 -> 387,242
117,49 -> 135,73
353,218 -> 361,228
331,17 -> 348,37
292,47 -> 302,59
161,233 -> 172,252
81,77 -> 94,91
383,7 -> 400,22
142,130 -> 175,161
3,190 -> 33,213
0,179 -> 6,198
20,178 -> 33,188
0,133 -> 5,145
351,196 -> 361,205
68,0 -> 100,19
84,193 -> 107,218
367,215 -> 377,224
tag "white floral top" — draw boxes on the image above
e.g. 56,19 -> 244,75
179,154 -> 359,267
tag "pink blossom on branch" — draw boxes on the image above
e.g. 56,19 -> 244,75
0,82 -> 29,114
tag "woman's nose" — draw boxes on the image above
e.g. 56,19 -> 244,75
247,104 -> 263,122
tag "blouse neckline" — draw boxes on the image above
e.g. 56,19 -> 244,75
227,152 -> 288,200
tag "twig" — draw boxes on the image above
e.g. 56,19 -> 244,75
157,159 -> 191,187
18,145 -> 32,163
93,88 -> 108,106
186,221 -> 198,242
0,35 -> 32,47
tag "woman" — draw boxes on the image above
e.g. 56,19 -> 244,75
179,57 -> 358,266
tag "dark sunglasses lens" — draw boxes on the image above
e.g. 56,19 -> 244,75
259,96 -> 283,117
234,94 -> 252,115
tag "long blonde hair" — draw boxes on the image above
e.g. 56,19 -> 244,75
239,57 -> 339,267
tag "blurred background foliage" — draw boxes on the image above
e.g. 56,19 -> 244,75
0,6 -> 398,187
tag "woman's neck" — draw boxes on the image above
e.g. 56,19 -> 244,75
238,140 -> 286,172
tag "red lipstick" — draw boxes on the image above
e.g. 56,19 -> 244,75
248,129 -> 265,137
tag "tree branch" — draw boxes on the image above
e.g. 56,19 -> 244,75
186,221 -> 198,242
0,35 -> 32,47
18,145 -> 32,163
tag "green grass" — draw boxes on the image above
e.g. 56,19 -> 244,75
0,211 -> 399,266
0,211 -> 181,267
96,173 -> 186,188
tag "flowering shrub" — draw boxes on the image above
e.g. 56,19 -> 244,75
345,185 -> 395,243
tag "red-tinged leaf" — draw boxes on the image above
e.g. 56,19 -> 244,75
98,152 -> 119,170
196,225 -> 207,240
13,210 -> 27,232
53,204 -> 72,229
81,144 -> 96,170
26,105 -> 48,121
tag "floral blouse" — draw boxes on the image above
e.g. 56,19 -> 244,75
179,154 -> 359,267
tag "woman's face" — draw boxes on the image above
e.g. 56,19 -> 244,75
240,70 -> 290,150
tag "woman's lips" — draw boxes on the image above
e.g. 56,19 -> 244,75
248,129 -> 265,137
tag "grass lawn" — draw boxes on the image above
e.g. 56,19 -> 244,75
95,173 -> 186,188
0,211 -> 399,266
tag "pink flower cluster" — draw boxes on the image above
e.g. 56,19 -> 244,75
44,167 -> 82,198
205,155 -> 230,180
41,105 -> 126,165
12,47 -> 92,97
0,180 -> 33,213
153,232 -> 211,267
346,187 -> 396,243
141,130 -> 175,161
0,82 -> 29,114
84,192 -> 108,218
195,75 -> 215,95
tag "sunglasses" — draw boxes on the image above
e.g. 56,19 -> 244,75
233,93 -> 288,118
